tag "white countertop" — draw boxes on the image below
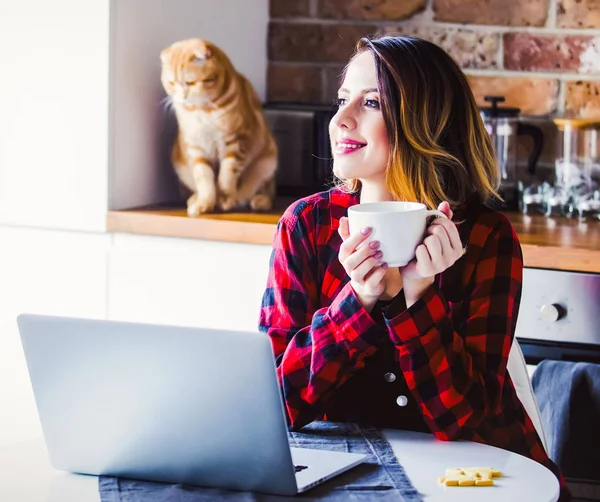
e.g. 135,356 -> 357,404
0,430 -> 559,502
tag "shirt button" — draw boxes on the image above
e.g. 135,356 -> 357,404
396,395 -> 408,407
384,372 -> 396,383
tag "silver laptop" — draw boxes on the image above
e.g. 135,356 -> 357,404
17,314 -> 366,496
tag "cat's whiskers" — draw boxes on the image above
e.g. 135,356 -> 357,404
160,95 -> 175,112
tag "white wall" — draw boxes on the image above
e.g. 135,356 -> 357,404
0,0 -> 110,232
109,0 -> 270,211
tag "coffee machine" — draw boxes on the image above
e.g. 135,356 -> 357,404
480,96 -> 544,211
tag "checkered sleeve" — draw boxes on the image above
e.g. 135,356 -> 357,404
259,209 -> 382,430
384,217 -> 523,441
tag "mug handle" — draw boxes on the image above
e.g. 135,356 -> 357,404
425,209 -> 448,220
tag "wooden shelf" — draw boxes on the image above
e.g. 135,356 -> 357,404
107,205 -> 600,274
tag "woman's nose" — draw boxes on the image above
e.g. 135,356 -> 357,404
332,105 -> 357,130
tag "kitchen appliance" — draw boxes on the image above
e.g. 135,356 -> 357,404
263,103 -> 336,198
516,268 -> 600,365
480,96 -> 544,211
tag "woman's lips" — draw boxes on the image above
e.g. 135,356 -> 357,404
335,141 -> 367,155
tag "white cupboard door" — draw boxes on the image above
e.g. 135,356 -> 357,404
108,234 -> 272,332
0,227 -> 109,446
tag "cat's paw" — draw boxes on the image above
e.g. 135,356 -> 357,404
217,192 -> 238,212
187,193 -> 216,216
250,194 -> 273,211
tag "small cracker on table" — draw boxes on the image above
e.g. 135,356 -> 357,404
438,467 -> 502,487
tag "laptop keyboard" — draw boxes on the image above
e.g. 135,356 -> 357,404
294,465 -> 308,473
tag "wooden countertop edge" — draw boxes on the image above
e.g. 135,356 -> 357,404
520,245 -> 600,274
107,210 -> 277,245
107,209 -> 600,274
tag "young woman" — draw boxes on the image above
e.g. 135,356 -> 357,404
259,35 -> 569,500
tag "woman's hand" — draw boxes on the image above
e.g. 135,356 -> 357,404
338,216 -> 388,312
401,201 -> 464,306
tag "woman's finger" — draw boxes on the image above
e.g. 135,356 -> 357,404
338,217 -> 350,241
363,262 -> 388,294
415,243 -> 433,276
339,225 -> 371,263
430,217 -> 462,254
427,222 -> 451,255
437,201 -> 454,220
350,254 -> 384,284
424,235 -> 443,266
344,243 -> 381,274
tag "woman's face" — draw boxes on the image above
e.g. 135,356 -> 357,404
329,50 -> 390,183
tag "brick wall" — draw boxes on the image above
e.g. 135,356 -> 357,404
267,0 -> 600,118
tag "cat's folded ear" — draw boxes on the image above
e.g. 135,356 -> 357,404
193,45 -> 213,62
159,49 -> 170,64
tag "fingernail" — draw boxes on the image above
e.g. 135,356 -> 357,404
369,240 -> 380,249
373,250 -> 383,259
360,227 -> 371,235
380,262 -> 388,269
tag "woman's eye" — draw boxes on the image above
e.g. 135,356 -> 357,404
365,98 -> 380,109
336,97 -> 347,107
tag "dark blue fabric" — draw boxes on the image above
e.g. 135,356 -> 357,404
532,360 -> 600,481
99,421 -> 423,501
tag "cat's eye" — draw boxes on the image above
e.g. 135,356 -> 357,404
185,80 -> 197,86
168,81 -> 175,86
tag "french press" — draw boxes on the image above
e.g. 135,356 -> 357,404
480,96 -> 544,211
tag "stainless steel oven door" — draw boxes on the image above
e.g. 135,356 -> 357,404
516,268 -> 600,363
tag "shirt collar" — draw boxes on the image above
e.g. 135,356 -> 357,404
329,189 -> 359,233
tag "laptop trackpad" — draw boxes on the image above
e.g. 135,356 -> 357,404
290,447 -> 366,493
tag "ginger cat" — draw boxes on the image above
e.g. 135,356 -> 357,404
160,38 -> 277,215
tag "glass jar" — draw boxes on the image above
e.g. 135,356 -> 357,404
553,117 -> 600,191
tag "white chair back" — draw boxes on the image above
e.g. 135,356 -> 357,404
507,339 -> 549,453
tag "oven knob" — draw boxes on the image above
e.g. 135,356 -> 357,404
540,304 -> 565,323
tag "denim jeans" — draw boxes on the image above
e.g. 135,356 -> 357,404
532,360 -> 600,482
99,421 -> 423,501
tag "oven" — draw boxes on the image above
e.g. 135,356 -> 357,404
516,267 -> 600,364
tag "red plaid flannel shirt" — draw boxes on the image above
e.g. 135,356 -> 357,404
259,188 -> 568,499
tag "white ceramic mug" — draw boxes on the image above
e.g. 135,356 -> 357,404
347,201 -> 448,267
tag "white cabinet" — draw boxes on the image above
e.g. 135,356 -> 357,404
0,226 -> 110,445
108,233 -> 272,332
0,0 -> 268,230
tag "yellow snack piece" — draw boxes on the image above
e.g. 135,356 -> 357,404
439,466 -> 502,487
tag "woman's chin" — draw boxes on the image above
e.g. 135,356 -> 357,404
332,159 -> 360,181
